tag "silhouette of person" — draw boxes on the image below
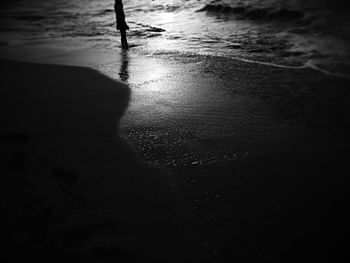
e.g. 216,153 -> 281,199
114,0 -> 129,49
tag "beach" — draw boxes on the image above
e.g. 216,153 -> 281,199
0,59 -> 204,262
1,48 -> 349,262
1,0 -> 350,76
1,0 -> 350,262
119,51 -> 350,262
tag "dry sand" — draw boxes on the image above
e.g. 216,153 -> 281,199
0,59 -> 203,262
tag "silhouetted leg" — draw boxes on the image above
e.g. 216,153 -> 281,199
120,29 -> 128,49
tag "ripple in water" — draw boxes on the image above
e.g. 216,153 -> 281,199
0,0 -> 349,76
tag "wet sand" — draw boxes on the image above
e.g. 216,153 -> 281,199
119,52 -> 350,262
1,45 -> 350,262
0,59 -> 203,262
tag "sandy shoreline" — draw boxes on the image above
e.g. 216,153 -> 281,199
120,51 -> 350,262
1,44 -> 349,262
0,59 -> 203,262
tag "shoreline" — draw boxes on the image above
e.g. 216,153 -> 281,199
1,42 -> 350,262
117,49 -> 350,262
0,59 -> 204,262
1,41 -> 350,80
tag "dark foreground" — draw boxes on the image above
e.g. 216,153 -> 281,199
0,60 -> 203,263
0,56 -> 349,262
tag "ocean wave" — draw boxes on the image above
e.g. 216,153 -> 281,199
150,4 -> 181,12
94,9 -> 114,16
12,15 -> 47,21
197,0 -> 350,29
198,4 -> 304,22
1,0 -> 348,77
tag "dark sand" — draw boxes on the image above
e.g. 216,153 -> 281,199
0,59 -> 203,262
118,53 -> 350,262
0,50 -> 349,263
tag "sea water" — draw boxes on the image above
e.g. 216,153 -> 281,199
0,0 -> 349,76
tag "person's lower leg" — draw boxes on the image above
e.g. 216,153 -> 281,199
123,38 -> 128,49
121,30 -> 128,49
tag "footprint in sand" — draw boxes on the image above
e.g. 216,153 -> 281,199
52,168 -> 79,193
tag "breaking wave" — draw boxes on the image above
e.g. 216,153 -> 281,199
198,4 -> 304,21
0,0 -> 349,76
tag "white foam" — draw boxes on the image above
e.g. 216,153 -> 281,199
229,56 -> 350,79
305,60 -> 350,79
233,57 -> 307,70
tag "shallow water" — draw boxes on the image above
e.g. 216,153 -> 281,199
0,0 -> 349,76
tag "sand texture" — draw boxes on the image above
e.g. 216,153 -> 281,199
0,59 -> 203,263
1,47 -> 350,262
